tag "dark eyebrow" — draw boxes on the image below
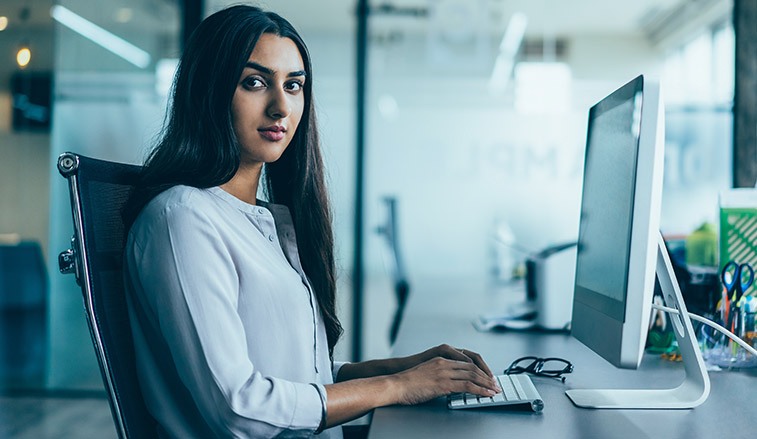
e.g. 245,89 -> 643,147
245,62 -> 306,78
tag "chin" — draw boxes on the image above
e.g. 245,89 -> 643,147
262,151 -> 288,164
241,149 -> 288,165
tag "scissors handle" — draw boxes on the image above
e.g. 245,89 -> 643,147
721,261 -> 739,292
739,263 -> 754,294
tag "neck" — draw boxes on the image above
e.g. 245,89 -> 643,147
219,162 -> 263,205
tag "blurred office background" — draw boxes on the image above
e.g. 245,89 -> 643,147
0,0 -> 752,434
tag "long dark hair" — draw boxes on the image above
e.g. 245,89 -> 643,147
125,5 -> 342,356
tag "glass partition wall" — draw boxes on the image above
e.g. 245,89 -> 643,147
360,0 -> 734,361
0,0 -> 55,391
47,0 -> 180,390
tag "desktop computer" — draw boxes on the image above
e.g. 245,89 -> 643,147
566,75 -> 710,409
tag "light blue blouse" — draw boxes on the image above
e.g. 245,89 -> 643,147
124,185 -> 344,438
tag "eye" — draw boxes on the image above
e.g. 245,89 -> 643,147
285,80 -> 304,92
242,77 -> 265,90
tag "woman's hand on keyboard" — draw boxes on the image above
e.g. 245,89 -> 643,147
323,344 -> 500,425
416,344 -> 495,378
390,354 -> 501,405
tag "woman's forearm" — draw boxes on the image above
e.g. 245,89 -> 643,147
323,375 -> 399,427
335,352 -> 427,381
325,354 -> 429,427
334,343 -> 494,382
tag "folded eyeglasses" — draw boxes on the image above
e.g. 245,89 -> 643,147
505,356 -> 573,383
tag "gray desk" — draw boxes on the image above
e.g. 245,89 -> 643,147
368,279 -> 757,439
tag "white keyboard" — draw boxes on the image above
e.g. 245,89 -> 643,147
447,374 -> 544,412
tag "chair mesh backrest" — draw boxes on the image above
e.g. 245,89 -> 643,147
70,154 -> 157,439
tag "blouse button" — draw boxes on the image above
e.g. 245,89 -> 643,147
268,234 -> 275,242
257,208 -> 265,215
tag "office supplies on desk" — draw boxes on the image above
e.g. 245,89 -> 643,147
701,290 -> 757,368
447,374 -> 544,412
720,261 -> 754,334
700,262 -> 757,368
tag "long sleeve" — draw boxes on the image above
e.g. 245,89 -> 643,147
125,187 -> 337,438
333,362 -> 349,382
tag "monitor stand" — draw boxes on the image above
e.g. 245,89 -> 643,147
566,233 -> 711,409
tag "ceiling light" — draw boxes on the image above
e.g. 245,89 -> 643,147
17,47 -> 31,67
0,16 -> 8,31
50,5 -> 150,68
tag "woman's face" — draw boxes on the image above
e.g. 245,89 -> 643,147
231,33 -> 306,167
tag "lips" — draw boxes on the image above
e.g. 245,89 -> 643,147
258,125 -> 286,141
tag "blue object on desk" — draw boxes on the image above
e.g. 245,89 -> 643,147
720,261 -> 754,333
721,261 -> 754,299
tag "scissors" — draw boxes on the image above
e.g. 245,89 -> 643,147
721,261 -> 754,333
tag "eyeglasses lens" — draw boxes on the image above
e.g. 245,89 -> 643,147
540,359 -> 570,374
507,357 -> 536,373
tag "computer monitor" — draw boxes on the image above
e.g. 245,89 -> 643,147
566,75 -> 710,409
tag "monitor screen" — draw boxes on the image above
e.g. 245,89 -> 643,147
574,80 -> 643,322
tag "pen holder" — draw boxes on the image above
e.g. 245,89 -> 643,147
701,309 -> 757,368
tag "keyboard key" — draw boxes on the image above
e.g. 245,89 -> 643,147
450,398 -> 465,407
512,376 -> 527,400
500,377 -> 518,401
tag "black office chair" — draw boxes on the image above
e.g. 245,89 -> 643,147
57,152 -> 157,439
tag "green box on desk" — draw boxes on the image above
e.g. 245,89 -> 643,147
719,189 -> 757,296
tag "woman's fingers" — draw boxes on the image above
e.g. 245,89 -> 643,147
460,349 -> 494,378
442,359 -> 500,393
439,345 -> 474,364
439,344 -> 495,378
456,380 -> 498,397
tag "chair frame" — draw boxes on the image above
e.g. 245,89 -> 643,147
57,151 -> 152,439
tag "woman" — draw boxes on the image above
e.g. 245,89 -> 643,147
124,5 -> 500,438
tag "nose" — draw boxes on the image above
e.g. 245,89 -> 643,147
266,85 -> 291,120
